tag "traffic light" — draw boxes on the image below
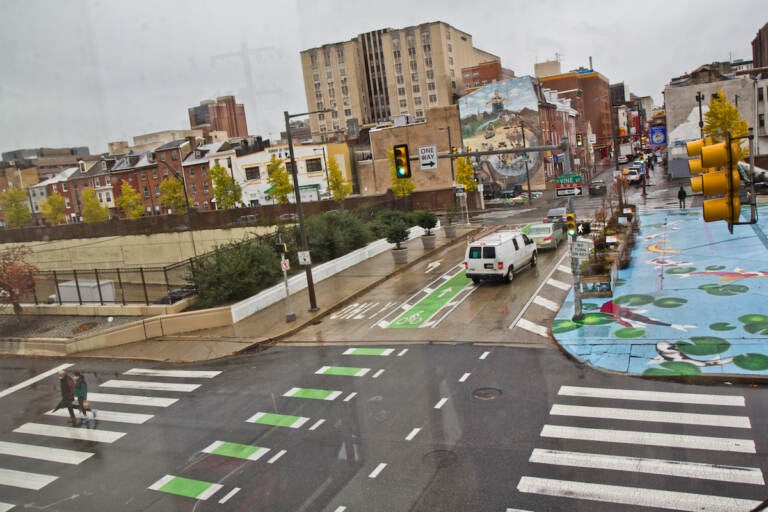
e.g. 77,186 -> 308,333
686,135 -> 741,232
393,144 -> 411,179
566,212 -> 577,237
575,133 -> 583,147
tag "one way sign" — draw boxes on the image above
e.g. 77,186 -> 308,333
418,145 -> 437,171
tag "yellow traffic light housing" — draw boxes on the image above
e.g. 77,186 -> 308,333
566,212 -> 576,237
393,144 -> 411,179
686,135 -> 741,232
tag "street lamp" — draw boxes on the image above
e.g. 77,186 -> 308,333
313,147 -> 330,198
284,108 -> 333,312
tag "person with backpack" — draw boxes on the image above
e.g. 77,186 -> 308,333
73,371 -> 97,423
55,370 -> 77,425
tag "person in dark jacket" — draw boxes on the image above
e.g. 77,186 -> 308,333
73,372 -> 97,423
55,370 -> 77,424
678,186 -> 687,208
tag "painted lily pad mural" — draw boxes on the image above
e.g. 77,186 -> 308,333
733,353 -> 768,371
614,327 -> 645,338
576,313 -> 614,326
705,265 -> 726,271
709,322 -> 737,331
676,336 -> 730,356
665,267 -> 696,275
614,294 -> 654,306
738,314 -> 768,335
653,297 -> 687,308
699,283 -> 749,296
552,319 -> 581,334
644,361 -> 701,376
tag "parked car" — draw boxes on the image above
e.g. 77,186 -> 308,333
527,222 -> 564,250
234,214 -> 258,225
278,212 -> 298,221
625,168 -> 642,184
617,155 -> 629,164
544,207 -> 567,232
588,179 -> 607,196
464,230 -> 537,284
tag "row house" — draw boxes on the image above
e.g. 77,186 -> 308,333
29,167 -> 78,223
181,142 -> 225,211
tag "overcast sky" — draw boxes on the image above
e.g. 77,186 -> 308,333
1,0 -> 763,155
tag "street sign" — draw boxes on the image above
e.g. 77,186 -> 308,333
588,134 -> 597,144
576,222 -> 591,235
555,173 -> 582,185
298,251 -> 311,265
556,187 -> 582,197
280,258 -> 290,271
572,240 -> 593,260
418,145 -> 438,171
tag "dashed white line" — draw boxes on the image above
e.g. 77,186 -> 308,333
218,487 -> 241,504
533,295 -> 560,312
547,278 -> 571,291
397,348 -> 409,357
479,351 -> 490,360
405,428 -> 421,441
333,507 -> 347,512
515,318 -> 549,337
309,419 -> 325,431
434,398 -> 448,409
368,463 -> 387,478
372,369 -> 385,378
459,373 -> 471,382
557,264 -> 572,274
343,392 -> 357,402
267,450 -> 286,464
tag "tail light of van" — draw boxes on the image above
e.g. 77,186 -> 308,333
463,262 -> 468,269
497,261 -> 504,270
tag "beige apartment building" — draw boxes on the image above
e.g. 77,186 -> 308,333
299,21 -> 498,141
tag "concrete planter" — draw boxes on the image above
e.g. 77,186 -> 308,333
443,225 -> 457,238
421,234 -> 437,250
391,247 -> 409,264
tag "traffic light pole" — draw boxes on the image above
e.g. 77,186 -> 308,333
566,196 -> 584,321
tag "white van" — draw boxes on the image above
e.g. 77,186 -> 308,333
464,230 -> 537,283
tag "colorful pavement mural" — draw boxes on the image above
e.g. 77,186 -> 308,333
553,205 -> 768,377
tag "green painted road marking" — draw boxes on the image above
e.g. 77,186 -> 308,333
316,366 -> 370,377
149,474 -> 222,500
283,387 -> 342,400
343,347 -> 394,356
246,412 -> 309,428
389,271 -> 471,328
202,441 -> 269,461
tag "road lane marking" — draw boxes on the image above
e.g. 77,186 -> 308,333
459,373 -> 470,382
389,271 -> 473,328
218,487 -> 241,504
100,380 -> 200,392
405,428 -> 421,441
0,363 -> 73,399
530,448 -> 765,484
557,264 -> 572,274
123,369 -> 221,379
267,450 -> 286,464
149,475 -> 222,500
0,468 -> 58,490
315,366 -> 370,377
0,502 -> 14,512
0,440 -> 93,465
533,295 -> 560,312
309,419 -> 325,430
202,441 -> 269,461
479,351 -> 490,360
547,278 -> 571,291
558,386 -> 745,406
541,425 -> 755,453
14,423 -> 125,444
515,318 -> 549,337
46,409 -> 153,424
550,404 -> 751,428
86,393 -> 178,407
343,348 -> 394,356
343,392 -> 357,402
333,507 -> 347,512
246,412 -> 309,429
517,476 -> 761,511
283,387 -> 342,401
372,369 -> 385,378
397,349 -> 408,356
368,463 -> 387,478
434,398 -> 448,409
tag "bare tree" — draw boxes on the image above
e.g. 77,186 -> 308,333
0,246 -> 38,323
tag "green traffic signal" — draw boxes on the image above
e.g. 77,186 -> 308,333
393,144 -> 411,179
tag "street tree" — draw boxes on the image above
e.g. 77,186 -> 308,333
81,188 -> 109,223
327,155 -> 352,203
266,154 -> 293,204
159,177 -> 187,214
0,245 -> 37,323
388,148 -> 415,198
115,181 -> 145,219
210,163 -> 242,210
39,192 -> 66,225
0,188 -> 32,227
455,156 -> 478,192
705,88 -> 749,160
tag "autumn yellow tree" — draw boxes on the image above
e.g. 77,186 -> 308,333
0,189 -> 31,227
39,192 -> 66,225
159,177 -> 188,214
266,155 -> 293,204
705,88 -> 749,161
115,181 -> 145,219
81,188 -> 109,223
455,156 -> 477,192
327,155 -> 352,203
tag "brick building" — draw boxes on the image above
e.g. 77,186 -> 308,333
188,96 -> 248,138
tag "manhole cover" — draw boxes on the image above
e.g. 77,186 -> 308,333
472,387 -> 502,400
422,449 -> 458,469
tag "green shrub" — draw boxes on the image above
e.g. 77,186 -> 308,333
306,211 -> 372,261
414,210 -> 438,235
370,209 -> 413,239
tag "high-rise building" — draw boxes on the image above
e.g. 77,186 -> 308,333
188,96 -> 248,138
299,21 -> 498,141
752,22 -> 768,71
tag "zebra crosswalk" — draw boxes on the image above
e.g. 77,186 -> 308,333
514,385 -> 765,511
0,366 -> 222,511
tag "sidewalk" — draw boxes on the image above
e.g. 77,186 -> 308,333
75,225 -> 480,362
552,191 -> 768,379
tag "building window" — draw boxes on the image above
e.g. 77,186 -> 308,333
318,113 -> 325,120
331,110 -> 338,118
448,57 -> 453,66
336,46 -> 344,62
426,70 -> 434,79
201,166 -> 207,177
203,201 -> 209,210
310,52 -> 318,67
62,183 -> 68,192
760,113 -> 765,128
65,199 -> 70,208
143,187 -> 149,198
399,99 -> 407,108
160,153 -> 166,161
315,91 -> 323,99
141,172 -> 147,181
106,193 -> 111,202
393,50 -> 401,60
395,63 -> 402,74
408,47 -> 416,57
344,108 -> 352,116
429,94 -> 437,103
155,185 -> 160,197
446,29 -> 451,40
413,84 -> 420,93
245,167 -> 261,180
428,82 -> 436,91
409,61 -> 417,72
286,162 -> 295,173
171,151 -> 178,161
323,47 -> 331,64
316,101 -> 324,110
341,85 -> 349,95
191,184 -> 197,195
163,169 -> 168,179
414,97 -> 422,105
203,182 -> 209,194
759,87 -> 765,102
398,87 -> 406,96
306,158 -> 323,173
423,44 -> 431,53
189,167 -> 195,177
415,110 -> 423,118
151,169 -> 157,179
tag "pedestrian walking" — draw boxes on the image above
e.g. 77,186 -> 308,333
73,371 -> 97,423
678,186 -> 687,208
54,370 -> 77,424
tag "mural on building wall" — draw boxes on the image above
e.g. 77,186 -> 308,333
458,77 -> 543,191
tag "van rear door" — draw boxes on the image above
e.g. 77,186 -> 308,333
466,244 -> 499,274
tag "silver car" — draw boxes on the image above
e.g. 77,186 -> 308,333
527,222 -> 564,250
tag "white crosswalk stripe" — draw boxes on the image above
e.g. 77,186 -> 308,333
0,468 -> 58,490
0,441 -> 92,465
0,502 -> 14,512
86,392 -> 178,407
14,423 -> 126,444
100,379 -> 200,392
123,369 -> 221,379
514,385 -> 762,510
46,409 -> 153,424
